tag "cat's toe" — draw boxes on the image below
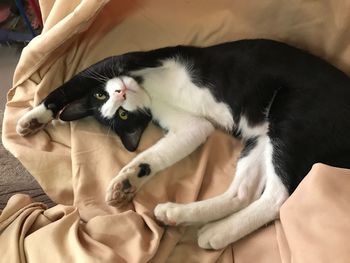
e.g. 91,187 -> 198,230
105,178 -> 137,207
197,233 -> 215,250
197,228 -> 222,250
154,203 -> 183,226
197,222 -> 230,250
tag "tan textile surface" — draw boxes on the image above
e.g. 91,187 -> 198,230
1,0 -> 350,262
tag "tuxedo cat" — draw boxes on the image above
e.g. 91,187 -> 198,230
16,39 -> 350,249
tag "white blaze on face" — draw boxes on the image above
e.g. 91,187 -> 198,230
100,76 -> 151,118
100,78 -> 124,118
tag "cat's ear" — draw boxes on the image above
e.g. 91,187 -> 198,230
59,97 -> 93,121
119,128 -> 145,152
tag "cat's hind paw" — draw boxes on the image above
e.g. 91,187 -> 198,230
197,220 -> 232,250
16,104 -> 53,136
154,202 -> 185,226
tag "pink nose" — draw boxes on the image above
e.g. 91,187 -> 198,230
115,89 -> 126,100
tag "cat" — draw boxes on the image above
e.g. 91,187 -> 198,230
16,39 -> 350,249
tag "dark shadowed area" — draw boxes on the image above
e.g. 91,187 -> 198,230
0,46 -> 54,209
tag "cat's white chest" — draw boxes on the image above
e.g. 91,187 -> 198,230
134,59 -> 234,131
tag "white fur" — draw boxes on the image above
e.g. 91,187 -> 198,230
155,137 -> 287,250
154,134 -> 268,225
238,116 -> 269,139
101,76 -> 151,118
24,103 -> 53,123
131,59 -> 234,131
153,119 -> 289,250
106,106 -> 215,202
197,139 -> 289,249
100,79 -> 121,118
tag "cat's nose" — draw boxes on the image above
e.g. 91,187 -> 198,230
115,89 -> 126,101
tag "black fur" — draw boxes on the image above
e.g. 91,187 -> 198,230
39,39 -> 350,194
240,137 -> 258,159
137,163 -> 151,177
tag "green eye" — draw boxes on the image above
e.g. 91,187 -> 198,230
94,93 -> 107,100
118,108 -> 128,120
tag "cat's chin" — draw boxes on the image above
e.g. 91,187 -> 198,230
123,91 -> 151,112
122,103 -> 142,113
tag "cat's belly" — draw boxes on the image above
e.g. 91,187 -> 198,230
151,90 -> 234,131
136,59 -> 234,131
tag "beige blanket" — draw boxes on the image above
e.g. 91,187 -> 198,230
2,0 -> 350,262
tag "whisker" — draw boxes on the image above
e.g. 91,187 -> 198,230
112,56 -> 123,77
106,118 -> 114,137
80,72 -> 106,83
96,62 -> 111,80
88,72 -> 108,82
104,60 -> 116,79
82,68 -> 109,83
108,58 -> 117,78
58,88 -> 66,97
108,65 -> 114,79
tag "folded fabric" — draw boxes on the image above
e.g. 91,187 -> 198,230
2,0 -> 350,262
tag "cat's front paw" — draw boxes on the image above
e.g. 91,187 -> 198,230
154,202 -> 185,226
105,163 -> 152,207
105,177 -> 137,207
16,104 -> 53,136
17,117 -> 46,136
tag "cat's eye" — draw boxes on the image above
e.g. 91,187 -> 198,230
118,108 -> 128,120
94,93 -> 107,100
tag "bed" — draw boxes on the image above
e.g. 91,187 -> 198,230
2,0 -> 350,262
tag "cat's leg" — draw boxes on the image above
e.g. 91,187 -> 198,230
105,114 -> 215,207
17,90 -> 69,136
16,77 -> 90,136
197,139 -> 289,250
154,136 -> 267,226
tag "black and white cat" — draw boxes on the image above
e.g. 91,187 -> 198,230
16,39 -> 350,249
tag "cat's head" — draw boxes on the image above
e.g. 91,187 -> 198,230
58,58 -> 152,152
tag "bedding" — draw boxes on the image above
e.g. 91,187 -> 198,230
1,0 -> 350,262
